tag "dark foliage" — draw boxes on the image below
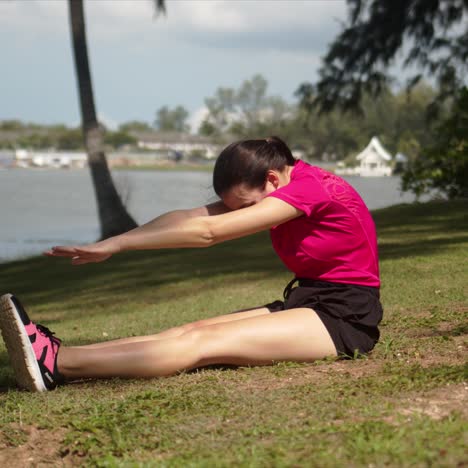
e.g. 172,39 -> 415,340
297,0 -> 468,115
402,87 -> 468,200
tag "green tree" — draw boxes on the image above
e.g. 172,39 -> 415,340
402,87 -> 468,199
391,84 -> 439,154
302,0 -> 467,198
56,127 -> 83,150
0,120 -> 24,131
294,106 -> 361,160
200,75 -> 291,138
17,133 -> 54,150
203,87 -> 236,136
237,74 -> 269,128
104,130 -> 137,149
294,82 -> 439,161
154,105 -> 189,132
299,0 -> 467,114
198,120 -> 218,137
119,120 -> 152,133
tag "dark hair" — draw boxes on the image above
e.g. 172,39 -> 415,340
213,136 -> 296,196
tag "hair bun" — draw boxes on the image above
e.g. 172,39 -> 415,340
266,136 -> 280,145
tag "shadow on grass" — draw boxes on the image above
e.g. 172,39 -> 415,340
375,200 -> 468,260
373,199 -> 467,231
0,232 -> 286,312
0,200 -> 466,314
0,351 -> 15,392
0,356 -> 240,393
379,235 -> 468,260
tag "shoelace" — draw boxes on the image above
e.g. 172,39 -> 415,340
34,323 -> 63,383
36,323 -> 60,346
36,323 -> 55,338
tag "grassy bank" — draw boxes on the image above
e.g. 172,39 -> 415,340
0,200 -> 467,466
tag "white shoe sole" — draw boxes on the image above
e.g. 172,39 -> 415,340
0,294 -> 47,392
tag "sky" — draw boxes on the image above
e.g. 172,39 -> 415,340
0,0 -> 348,132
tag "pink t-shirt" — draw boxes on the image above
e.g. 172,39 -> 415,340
267,160 -> 380,288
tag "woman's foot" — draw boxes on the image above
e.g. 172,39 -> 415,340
0,294 -> 64,392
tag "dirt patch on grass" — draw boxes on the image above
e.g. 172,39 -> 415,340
398,383 -> 468,420
233,359 -> 385,392
408,320 -> 468,339
399,335 -> 467,368
0,424 -> 73,467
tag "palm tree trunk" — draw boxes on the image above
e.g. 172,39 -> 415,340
68,0 -> 137,239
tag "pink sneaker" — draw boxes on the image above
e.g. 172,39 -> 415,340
0,294 -> 64,392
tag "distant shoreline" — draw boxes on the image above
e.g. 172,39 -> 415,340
4,162 -> 404,175
112,163 -> 215,172
1,163 -> 216,173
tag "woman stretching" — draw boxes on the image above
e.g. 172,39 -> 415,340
0,136 -> 383,392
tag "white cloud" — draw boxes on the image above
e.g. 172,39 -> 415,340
113,0 -> 346,53
174,0 -> 345,33
1,0 -> 346,54
0,0 -> 68,37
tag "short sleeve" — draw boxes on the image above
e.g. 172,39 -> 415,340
267,168 -> 329,217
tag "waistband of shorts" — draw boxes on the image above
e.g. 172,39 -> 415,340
284,277 -> 380,300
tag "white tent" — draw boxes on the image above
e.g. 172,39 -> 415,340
355,136 -> 392,176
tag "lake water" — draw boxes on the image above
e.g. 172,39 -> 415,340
0,168 -> 419,263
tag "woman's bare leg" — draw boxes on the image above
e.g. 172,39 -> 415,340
57,308 -> 337,380
78,307 -> 270,349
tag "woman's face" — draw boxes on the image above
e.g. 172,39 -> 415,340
220,167 -> 292,211
221,184 -> 272,211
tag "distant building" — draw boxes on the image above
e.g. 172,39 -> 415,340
135,132 -> 220,159
335,137 -> 393,177
0,150 -> 14,168
14,149 -> 30,168
355,137 -> 392,177
14,149 -> 87,169
107,151 -> 171,167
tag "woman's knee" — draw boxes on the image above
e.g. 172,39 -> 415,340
157,320 -> 207,338
180,323 -> 226,362
179,319 -> 211,334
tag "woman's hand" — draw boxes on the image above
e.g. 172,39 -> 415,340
44,238 -> 120,265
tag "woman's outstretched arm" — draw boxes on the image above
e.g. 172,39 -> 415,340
134,201 -> 230,229
45,198 -> 302,265
43,201 -> 228,263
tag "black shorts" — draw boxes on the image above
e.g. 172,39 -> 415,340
265,279 -> 383,357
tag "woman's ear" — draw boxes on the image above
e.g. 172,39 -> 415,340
265,170 -> 281,190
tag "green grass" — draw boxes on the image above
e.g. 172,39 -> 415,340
0,200 -> 467,466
